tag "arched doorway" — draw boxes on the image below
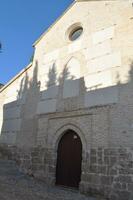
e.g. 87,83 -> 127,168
56,130 -> 82,188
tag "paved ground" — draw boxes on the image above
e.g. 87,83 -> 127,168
0,159 -> 102,200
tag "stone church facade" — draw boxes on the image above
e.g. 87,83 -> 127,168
0,0 -> 133,199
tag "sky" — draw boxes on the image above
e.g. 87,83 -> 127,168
0,0 -> 73,84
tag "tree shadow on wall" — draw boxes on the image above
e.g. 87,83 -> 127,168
0,60 -> 63,147
128,61 -> 133,83
46,62 -> 57,88
1,57 -> 133,200
1,59 -> 133,147
16,60 -> 40,147
0,61 -> 40,147
46,60 -> 77,90
59,64 -> 75,82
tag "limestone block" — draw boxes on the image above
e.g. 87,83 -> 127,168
39,62 -> 59,90
92,113 -> 109,147
88,52 -> 121,73
40,62 -> 55,76
92,26 -> 114,45
5,86 -> 18,98
85,86 -> 118,107
84,71 -> 112,90
38,118 -> 48,131
18,95 -> 26,105
63,79 -> 80,98
68,40 -> 82,53
59,46 -> 68,57
0,131 -> 17,144
37,99 -> 57,114
43,50 -> 59,64
2,119 -> 21,132
4,96 -> 17,104
65,57 -> 80,79
40,74 -> 50,91
83,41 -> 111,61
4,107 -> 20,119
41,85 -> 59,100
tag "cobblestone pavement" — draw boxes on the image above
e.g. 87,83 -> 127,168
0,159 -> 103,200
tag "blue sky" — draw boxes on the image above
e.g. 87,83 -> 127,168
0,0 -> 73,84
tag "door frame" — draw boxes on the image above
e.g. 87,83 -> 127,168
50,123 -> 87,190
53,124 -> 87,153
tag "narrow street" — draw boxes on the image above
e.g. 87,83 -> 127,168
0,159 -> 99,200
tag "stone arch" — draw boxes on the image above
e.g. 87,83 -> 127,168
64,57 -> 81,80
46,122 -> 88,188
51,123 -> 87,154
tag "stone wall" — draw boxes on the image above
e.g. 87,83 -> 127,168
80,147 -> 133,200
1,144 -> 133,200
0,1 -> 133,200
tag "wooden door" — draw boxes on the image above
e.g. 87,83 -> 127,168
56,130 -> 82,188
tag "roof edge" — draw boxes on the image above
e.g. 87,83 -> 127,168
33,0 -> 122,47
0,62 -> 32,93
33,1 -> 76,47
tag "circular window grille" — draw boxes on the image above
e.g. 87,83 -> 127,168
69,27 -> 83,41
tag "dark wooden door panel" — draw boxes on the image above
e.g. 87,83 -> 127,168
56,130 -> 82,188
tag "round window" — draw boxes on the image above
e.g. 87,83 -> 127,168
69,27 -> 83,41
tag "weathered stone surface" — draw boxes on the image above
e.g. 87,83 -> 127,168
0,1 -> 133,200
1,144 -> 133,199
0,158 -> 95,200
92,26 -> 114,45
85,86 -> 118,108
